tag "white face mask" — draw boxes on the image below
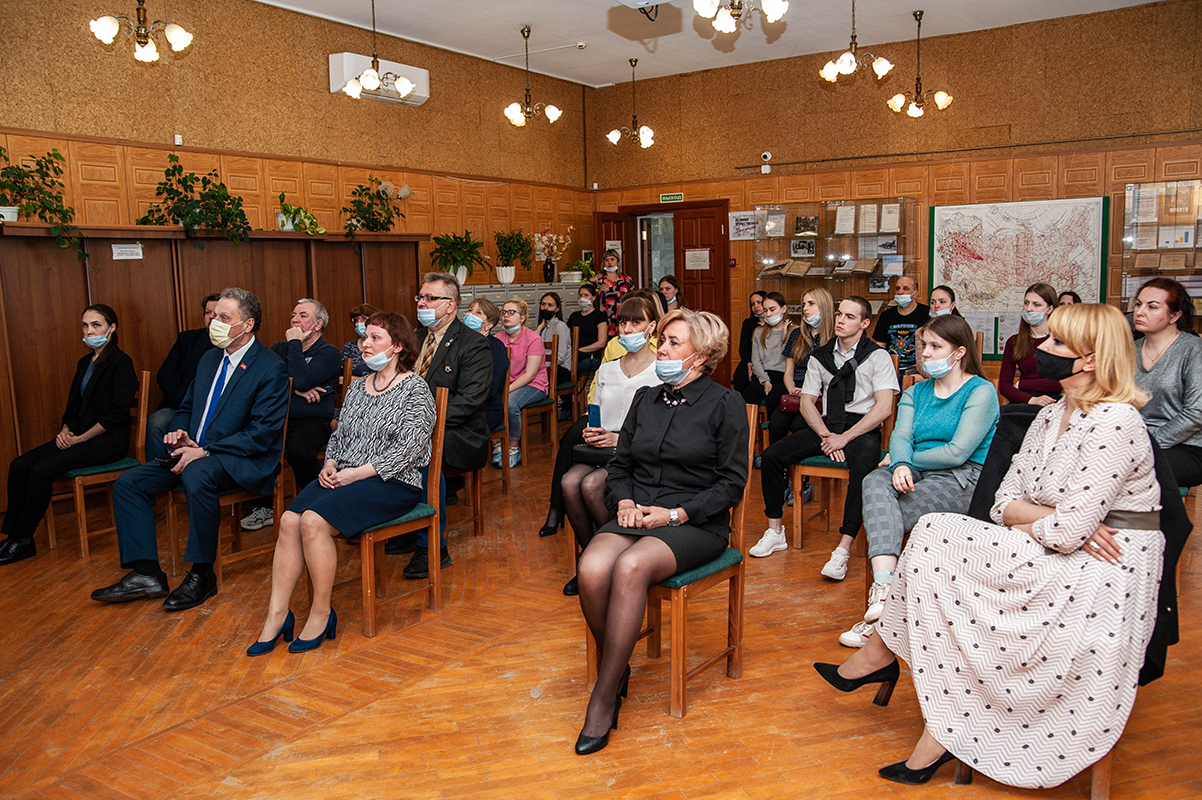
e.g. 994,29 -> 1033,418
363,347 -> 395,372
579,298 -> 593,311
765,313 -> 783,326
931,308 -> 952,318
604,265 -> 618,273
804,313 -> 821,328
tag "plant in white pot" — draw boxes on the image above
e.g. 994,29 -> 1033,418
493,229 -> 534,285
277,193 -> 326,234
0,146 -> 87,262
431,230 -> 489,284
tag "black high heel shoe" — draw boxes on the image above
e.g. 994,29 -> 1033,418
575,695 -> 622,755
813,659 -> 900,706
878,751 -> 957,785
618,664 -> 630,700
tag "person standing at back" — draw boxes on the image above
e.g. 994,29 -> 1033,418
872,275 -> 929,375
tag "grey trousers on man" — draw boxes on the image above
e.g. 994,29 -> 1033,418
861,463 -> 982,560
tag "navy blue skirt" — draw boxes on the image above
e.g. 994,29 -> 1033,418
287,476 -> 424,539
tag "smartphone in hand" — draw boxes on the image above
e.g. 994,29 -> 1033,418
587,403 -> 601,428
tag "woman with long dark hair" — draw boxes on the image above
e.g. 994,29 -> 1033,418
999,282 -> 1060,405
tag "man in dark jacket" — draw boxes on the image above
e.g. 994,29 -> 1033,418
146,293 -> 219,460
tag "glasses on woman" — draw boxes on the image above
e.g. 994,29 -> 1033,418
501,309 -> 522,317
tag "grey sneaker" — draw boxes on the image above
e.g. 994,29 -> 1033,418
820,546 -> 850,580
240,506 -> 274,531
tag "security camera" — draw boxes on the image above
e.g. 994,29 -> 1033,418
761,151 -> 772,162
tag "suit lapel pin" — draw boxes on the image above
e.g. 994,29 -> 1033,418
444,365 -> 453,372
240,363 -> 247,369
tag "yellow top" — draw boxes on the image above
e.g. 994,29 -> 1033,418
587,336 -> 658,404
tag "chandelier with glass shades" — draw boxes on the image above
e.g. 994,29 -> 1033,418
89,0 -> 192,62
342,0 -> 415,101
693,0 -> 789,34
607,59 -> 654,149
505,26 -> 562,127
886,10 -> 951,117
819,0 -> 892,82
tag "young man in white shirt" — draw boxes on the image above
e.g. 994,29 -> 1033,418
750,297 -> 899,578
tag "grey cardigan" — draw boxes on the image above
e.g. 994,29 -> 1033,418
1135,332 -> 1202,449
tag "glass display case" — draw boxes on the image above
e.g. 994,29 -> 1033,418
1121,180 -> 1202,320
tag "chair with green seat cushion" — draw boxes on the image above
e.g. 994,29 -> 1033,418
554,326 -> 581,418
519,334 -> 560,466
585,403 -> 757,719
43,370 -> 151,558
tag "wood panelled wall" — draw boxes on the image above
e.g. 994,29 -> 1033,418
0,129 -> 593,287
595,142 -> 1202,340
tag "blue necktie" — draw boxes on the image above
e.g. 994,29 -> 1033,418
197,356 -> 230,447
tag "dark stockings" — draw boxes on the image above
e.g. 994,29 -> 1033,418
576,534 -> 677,737
561,464 -> 609,555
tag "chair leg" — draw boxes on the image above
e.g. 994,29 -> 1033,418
520,415 -> 528,467
166,495 -> 180,577
646,597 -> 662,659
500,432 -> 511,494
669,590 -> 688,718
472,470 -> 484,537
1091,751 -> 1113,800
727,570 -> 743,679
427,521 -> 441,611
550,408 -> 559,460
821,477 -> 833,531
44,502 -> 58,551
954,760 -> 974,785
230,503 -> 244,554
74,480 -> 89,558
361,533 -> 377,638
790,468 -> 802,550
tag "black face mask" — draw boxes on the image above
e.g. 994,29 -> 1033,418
1036,348 -> 1092,382
538,309 -> 555,322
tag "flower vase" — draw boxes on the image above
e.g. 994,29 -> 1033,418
543,259 -> 556,283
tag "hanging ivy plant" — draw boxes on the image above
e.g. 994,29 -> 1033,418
278,193 -> 325,235
0,146 -> 87,263
136,154 -> 251,248
342,176 -> 405,250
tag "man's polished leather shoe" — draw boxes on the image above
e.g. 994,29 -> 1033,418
402,546 -> 451,579
162,571 -> 218,611
91,570 -> 169,603
0,538 -> 36,565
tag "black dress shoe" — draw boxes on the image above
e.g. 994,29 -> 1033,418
91,570 -> 169,603
445,491 -> 459,506
162,571 -> 218,611
384,532 -> 419,555
0,538 -> 36,565
563,576 -> 578,596
878,751 -> 957,785
403,546 -> 452,579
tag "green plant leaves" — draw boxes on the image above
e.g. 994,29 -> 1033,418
136,154 -> 251,246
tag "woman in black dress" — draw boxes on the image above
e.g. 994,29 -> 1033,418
574,309 -> 750,754
568,283 -> 608,377
732,291 -> 766,393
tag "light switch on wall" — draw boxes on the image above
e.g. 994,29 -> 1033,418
174,134 -> 183,145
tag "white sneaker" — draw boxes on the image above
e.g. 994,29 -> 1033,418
749,528 -> 789,558
864,581 -> 890,623
820,546 -> 850,580
240,506 -> 274,531
839,620 -> 876,648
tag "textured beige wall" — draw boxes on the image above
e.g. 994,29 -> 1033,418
586,0 -> 1202,188
0,0 -> 586,187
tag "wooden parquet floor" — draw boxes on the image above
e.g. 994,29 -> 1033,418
1,433 -> 1199,800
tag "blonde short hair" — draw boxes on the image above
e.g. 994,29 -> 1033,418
503,297 -> 529,322
659,309 -> 729,375
1047,303 -> 1148,414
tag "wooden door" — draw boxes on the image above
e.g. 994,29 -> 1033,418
673,205 -> 731,386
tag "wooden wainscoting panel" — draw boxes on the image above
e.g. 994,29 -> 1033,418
851,169 -> 888,199
67,141 -> 128,226
364,241 -> 420,323
303,162 -> 341,232
399,172 -> 433,234
485,184 -> 513,249
745,176 -> 779,206
1058,152 -> 1105,198
1155,143 -> 1202,181
929,162 -> 970,206
1012,156 -> 1058,201
969,159 -> 1012,203
534,186 -> 556,233
1105,148 -> 1156,190
620,187 -> 653,206
264,160 -> 305,229
594,190 -> 621,213
433,176 -> 464,235
888,165 -> 928,199
5,133 -> 75,212
779,174 -> 816,203
219,156 -> 267,231
312,240 -> 366,348
816,171 -> 851,201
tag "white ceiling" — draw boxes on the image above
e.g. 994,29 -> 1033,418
251,0 -> 1151,88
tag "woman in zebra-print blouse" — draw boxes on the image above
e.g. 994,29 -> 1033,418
246,312 -> 435,656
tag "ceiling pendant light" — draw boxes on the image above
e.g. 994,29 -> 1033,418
505,25 -> 562,127
607,59 -> 654,149
343,0 -> 415,100
819,0 -> 892,82
886,11 -> 952,117
90,0 -> 191,62
693,0 -> 789,34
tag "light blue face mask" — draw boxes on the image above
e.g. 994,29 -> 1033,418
416,308 -> 438,328
765,313 -> 783,326
804,313 -> 821,328
923,353 -> 957,379
355,322 -> 367,337
618,331 -> 646,352
895,294 -> 913,308
656,353 -> 697,386
363,347 -> 394,372
463,313 -> 484,332
503,324 -> 521,335
1022,309 -> 1047,326
83,331 -> 110,349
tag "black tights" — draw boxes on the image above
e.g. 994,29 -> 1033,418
577,533 -> 677,737
561,464 -> 609,556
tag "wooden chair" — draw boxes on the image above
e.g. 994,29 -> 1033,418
43,370 -> 151,556
338,357 -> 353,407
787,353 -> 899,550
489,370 -> 511,494
586,403 -> 757,718
166,380 -> 292,581
953,750 -> 1113,797
519,334 -> 559,466
555,327 -> 581,419
324,387 -> 449,634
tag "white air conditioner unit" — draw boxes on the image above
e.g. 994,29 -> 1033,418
328,52 -> 430,107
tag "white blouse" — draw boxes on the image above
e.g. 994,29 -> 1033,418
593,357 -> 661,432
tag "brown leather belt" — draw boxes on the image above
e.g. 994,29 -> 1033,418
1102,509 -> 1160,530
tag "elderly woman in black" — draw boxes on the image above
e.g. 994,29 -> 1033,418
0,304 -> 137,565
574,309 -> 750,754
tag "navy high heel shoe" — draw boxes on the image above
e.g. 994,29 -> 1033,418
288,609 -> 337,653
246,610 -> 295,657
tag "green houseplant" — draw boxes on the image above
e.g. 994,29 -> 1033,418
342,176 -> 405,250
431,230 -> 489,282
560,258 -> 594,284
0,146 -> 86,263
493,228 -> 533,284
277,193 -> 325,234
136,154 -> 251,248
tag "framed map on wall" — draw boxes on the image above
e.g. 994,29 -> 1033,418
929,197 -> 1108,359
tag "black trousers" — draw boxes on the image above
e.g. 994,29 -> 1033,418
1164,443 -> 1202,489
2,434 -> 129,541
286,417 -> 333,491
549,416 -> 588,509
732,360 -> 753,393
759,412 -> 880,536
740,369 -> 785,408
767,406 -> 808,445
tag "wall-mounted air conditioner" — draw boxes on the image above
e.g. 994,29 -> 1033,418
328,52 -> 430,107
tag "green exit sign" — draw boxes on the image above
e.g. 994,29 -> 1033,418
660,192 -> 684,203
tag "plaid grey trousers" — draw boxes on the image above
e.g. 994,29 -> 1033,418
861,463 -> 982,559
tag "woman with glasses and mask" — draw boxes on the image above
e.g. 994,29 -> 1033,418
494,298 -> 549,469
0,304 -> 137,565
1000,282 -> 1061,406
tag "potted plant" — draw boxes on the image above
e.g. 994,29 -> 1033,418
493,228 -> 534,284
342,176 -> 405,250
532,223 -> 574,283
430,230 -> 489,284
277,193 -> 325,234
560,258 -> 594,285
0,146 -> 87,262
136,154 -> 251,248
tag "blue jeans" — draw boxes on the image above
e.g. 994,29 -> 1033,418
577,352 -> 603,376
145,407 -> 176,461
508,385 -> 547,441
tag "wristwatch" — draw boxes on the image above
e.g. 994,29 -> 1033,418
669,508 -> 681,527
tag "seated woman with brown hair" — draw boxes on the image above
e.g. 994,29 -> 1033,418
248,312 -> 435,655
340,303 -> 380,378
814,303 -> 1164,789
574,309 -> 749,755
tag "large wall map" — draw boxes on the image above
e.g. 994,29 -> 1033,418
930,197 -> 1108,358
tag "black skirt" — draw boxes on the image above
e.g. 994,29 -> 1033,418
594,519 -> 728,574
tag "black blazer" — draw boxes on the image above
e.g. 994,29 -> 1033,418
62,346 -> 138,439
156,327 -> 218,410
415,317 -> 492,471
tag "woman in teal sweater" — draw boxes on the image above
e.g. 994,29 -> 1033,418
838,314 -> 999,648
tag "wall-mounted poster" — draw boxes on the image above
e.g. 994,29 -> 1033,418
793,215 -> 818,236
729,211 -> 757,240
930,197 -> 1108,358
790,238 -> 816,258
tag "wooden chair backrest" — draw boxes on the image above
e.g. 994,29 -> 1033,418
339,357 -> 353,406
542,334 -> 558,395
569,326 -> 580,384
730,404 -> 758,553
426,387 -> 449,506
277,378 -> 293,470
975,330 -> 984,357
133,370 -> 150,462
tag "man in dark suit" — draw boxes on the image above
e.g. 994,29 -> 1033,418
91,288 -> 290,611
386,271 -> 491,579
146,292 -> 219,461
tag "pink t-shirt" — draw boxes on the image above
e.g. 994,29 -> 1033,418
496,327 -> 549,394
